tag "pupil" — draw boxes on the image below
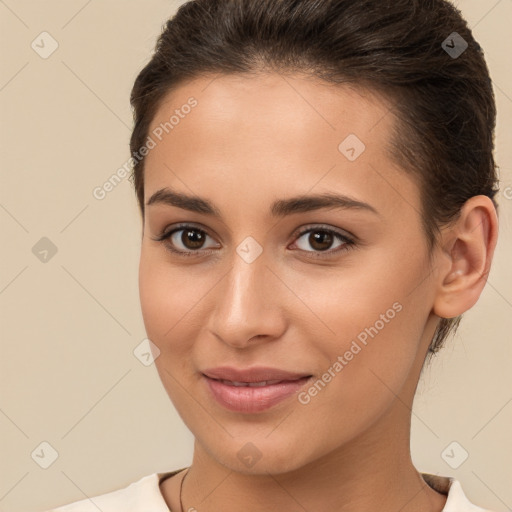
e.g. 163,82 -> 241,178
310,231 -> 333,251
183,229 -> 204,249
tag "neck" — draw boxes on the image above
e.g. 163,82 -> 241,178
179,402 -> 447,512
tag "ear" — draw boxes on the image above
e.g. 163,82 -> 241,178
433,195 -> 499,319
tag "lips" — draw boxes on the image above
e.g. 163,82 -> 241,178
202,366 -> 312,413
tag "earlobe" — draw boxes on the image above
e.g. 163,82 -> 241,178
433,195 -> 498,319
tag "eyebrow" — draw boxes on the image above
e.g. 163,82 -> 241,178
146,187 -> 380,218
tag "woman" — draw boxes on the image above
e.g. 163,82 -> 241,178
48,0 -> 500,510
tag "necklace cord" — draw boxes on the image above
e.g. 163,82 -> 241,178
178,468 -> 189,512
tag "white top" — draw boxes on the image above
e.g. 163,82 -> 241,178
45,470 -> 496,511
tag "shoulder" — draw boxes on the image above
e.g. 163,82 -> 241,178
421,473 -> 498,512
44,471 -> 179,512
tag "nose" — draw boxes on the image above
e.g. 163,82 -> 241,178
206,251 -> 287,349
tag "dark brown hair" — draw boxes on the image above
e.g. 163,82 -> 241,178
129,0 -> 499,358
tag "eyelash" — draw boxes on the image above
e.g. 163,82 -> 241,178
151,223 -> 356,259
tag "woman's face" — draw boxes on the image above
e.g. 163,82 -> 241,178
139,72 -> 441,473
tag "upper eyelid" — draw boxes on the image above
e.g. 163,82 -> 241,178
160,222 -> 217,242
292,224 -> 355,241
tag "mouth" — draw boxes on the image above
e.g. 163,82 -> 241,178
211,379 -> 291,387
202,366 -> 312,382
201,367 -> 313,413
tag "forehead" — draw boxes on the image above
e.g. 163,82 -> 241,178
143,72 -> 419,221
148,72 -> 394,151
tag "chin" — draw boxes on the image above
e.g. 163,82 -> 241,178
199,433 -> 314,476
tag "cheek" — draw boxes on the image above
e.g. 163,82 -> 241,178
285,247 -> 429,391
282,253 -> 410,342
138,251 -> 201,409
289,278 -> 420,449
138,248 -> 196,352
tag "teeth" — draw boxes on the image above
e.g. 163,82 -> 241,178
221,379 -> 282,387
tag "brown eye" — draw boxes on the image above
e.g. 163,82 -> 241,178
308,231 -> 334,251
179,228 -> 207,250
155,224 -> 220,257
292,226 -> 354,257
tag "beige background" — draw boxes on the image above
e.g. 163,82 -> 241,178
0,1 -> 511,511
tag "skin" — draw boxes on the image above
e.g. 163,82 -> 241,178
138,72 -> 498,512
